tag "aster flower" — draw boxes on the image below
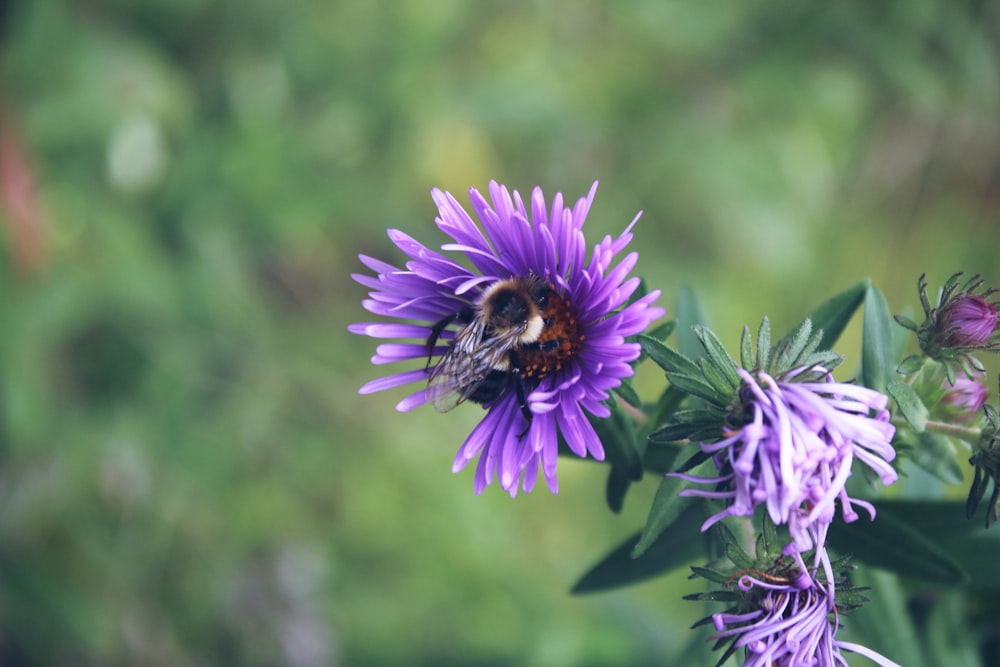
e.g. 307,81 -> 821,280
897,273 -> 1000,383
691,533 -> 901,667
350,181 -> 664,496
939,372 -> 989,423
675,365 -> 898,551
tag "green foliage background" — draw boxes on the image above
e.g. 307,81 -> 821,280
0,1 -> 997,665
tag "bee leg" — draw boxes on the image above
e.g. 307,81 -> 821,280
507,350 -> 534,437
425,308 -> 473,370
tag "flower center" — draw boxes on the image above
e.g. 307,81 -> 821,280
520,289 -> 582,381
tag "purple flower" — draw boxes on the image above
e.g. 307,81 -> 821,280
709,544 -> 901,667
939,294 -> 999,348
350,181 -> 664,496
940,373 -> 989,423
907,274 -> 1000,377
676,367 -> 898,550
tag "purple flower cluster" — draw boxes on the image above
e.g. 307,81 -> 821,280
677,367 -> 898,551
709,541 -> 901,667
351,181 -> 663,495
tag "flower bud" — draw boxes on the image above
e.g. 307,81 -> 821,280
939,294 -> 998,347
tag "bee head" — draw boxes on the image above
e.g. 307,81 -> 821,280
480,276 -> 550,343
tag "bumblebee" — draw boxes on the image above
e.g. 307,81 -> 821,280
426,275 -> 579,425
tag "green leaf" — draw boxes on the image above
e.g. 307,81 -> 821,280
827,510 -> 966,585
675,285 -> 709,362
647,319 -> 676,342
887,379 -> 928,432
642,441 -> 682,474
893,313 -> 920,332
725,541 -> 754,571
687,566 -> 731,586
739,324 -> 755,370
926,592 -> 983,667
571,502 -> 706,594
782,278 -> 868,352
605,465 -> 632,515
861,284 -> 894,393
638,334 -> 701,376
756,317 -> 772,371
897,353 -> 925,375
697,357 -> 737,400
632,459 -> 715,557
664,372 -> 729,408
938,534 -> 1000,589
771,317 -> 814,374
693,325 -> 740,392
906,432 -> 963,484
844,569 -> 927,667
648,422 -> 704,443
613,377 -> 642,408
877,499 -> 984,540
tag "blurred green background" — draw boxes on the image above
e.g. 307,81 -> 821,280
0,1 -> 998,665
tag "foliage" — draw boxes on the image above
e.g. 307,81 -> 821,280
0,0 -> 998,665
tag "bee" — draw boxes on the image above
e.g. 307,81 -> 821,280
425,275 -> 566,426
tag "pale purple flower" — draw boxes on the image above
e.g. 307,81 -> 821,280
350,181 -> 664,496
676,367 -> 898,550
940,373 -> 989,422
709,543 -> 901,667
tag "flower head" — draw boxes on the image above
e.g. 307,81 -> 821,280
698,542 -> 901,667
676,367 -> 898,550
350,181 -> 664,495
940,372 -> 989,423
939,294 -> 999,348
901,273 -> 1000,381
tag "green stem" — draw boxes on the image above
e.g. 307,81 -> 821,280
892,416 -> 981,444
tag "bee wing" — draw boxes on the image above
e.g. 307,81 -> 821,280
427,320 -> 514,413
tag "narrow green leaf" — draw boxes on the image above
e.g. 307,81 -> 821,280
648,422 -> 701,443
605,466 -> 631,514
887,380 -> 928,432
907,432 -> 963,484
772,318 -> 812,373
639,334 -> 701,376
687,566 -> 730,586
926,592 -> 982,667
698,357 -> 737,400
861,285 -> 894,393
893,313 -> 919,332
642,441 -> 682,474
877,500 -> 983,539
739,325 -> 755,370
675,285 -> 709,362
725,541 -> 755,571
938,534 -> 1000,589
896,353 -> 924,375
827,511 -> 966,585
596,398 -> 642,480
782,278 -> 868,352
613,377 -> 643,409
632,459 -> 715,557
693,325 -> 740,390
571,503 -> 706,594
844,569 -> 927,667
647,319 -> 676,342
756,317 -> 771,371
664,372 -> 729,407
